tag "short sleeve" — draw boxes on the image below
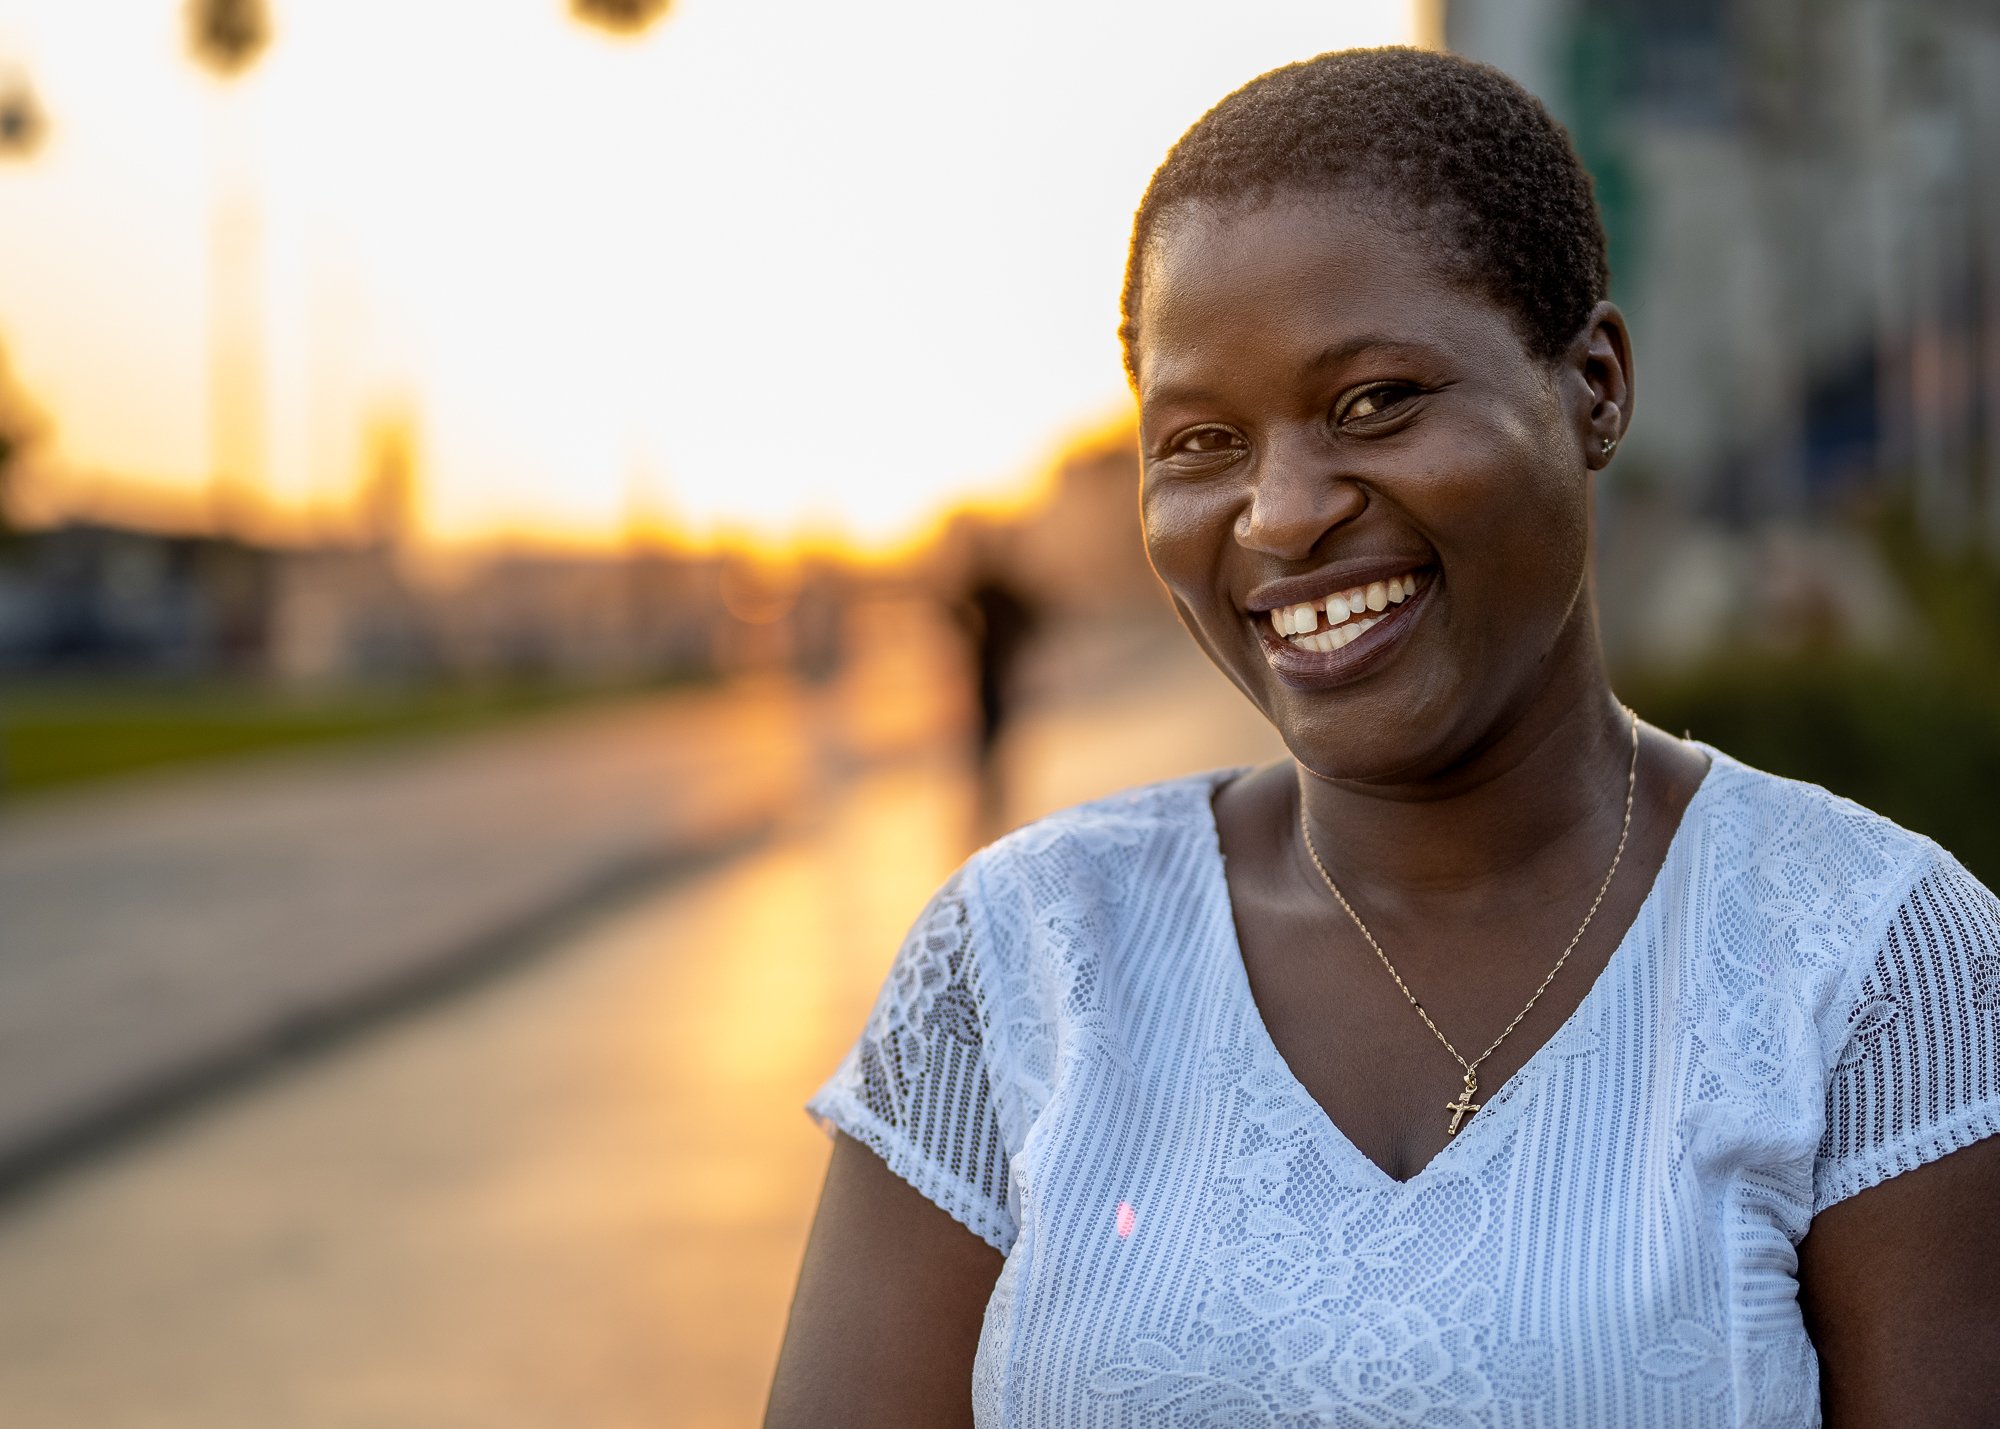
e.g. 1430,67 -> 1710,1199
808,863 -> 1017,1252
1815,852 -> 2000,1212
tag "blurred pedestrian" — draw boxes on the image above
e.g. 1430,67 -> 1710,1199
773,47 -> 2000,1427
955,560 -> 1038,834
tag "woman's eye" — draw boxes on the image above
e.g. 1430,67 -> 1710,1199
1339,383 -> 1420,423
1171,427 -> 1243,456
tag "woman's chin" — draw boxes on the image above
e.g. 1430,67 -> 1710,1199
1247,665 -> 1475,788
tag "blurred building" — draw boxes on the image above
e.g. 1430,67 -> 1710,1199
0,523 -> 732,686
429,547 -> 728,684
1450,0 -> 2000,543
0,524 -> 271,674
265,544 -> 433,684
1448,0 -> 2000,660
1007,426 -> 1162,619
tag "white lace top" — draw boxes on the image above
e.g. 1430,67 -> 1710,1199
808,748 -> 2000,1427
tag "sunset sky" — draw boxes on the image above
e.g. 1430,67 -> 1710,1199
0,0 -> 1429,550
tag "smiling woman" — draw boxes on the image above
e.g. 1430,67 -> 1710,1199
766,47 -> 2000,1429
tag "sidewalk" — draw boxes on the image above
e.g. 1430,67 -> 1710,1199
0,587 -> 985,1197
0,676 -> 819,1192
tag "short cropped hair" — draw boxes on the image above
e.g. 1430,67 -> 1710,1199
1119,47 -> 1610,381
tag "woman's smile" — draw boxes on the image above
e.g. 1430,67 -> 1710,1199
1252,566 -> 1432,689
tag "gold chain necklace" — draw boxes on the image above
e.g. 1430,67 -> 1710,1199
1297,706 -> 1640,1136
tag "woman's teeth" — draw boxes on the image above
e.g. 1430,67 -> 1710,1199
1269,573 -> 1420,651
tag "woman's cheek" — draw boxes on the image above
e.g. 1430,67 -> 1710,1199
1139,488 -> 1204,589
1144,477 -> 1236,561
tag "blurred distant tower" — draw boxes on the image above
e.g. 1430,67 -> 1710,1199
188,0 -> 272,540
358,407 -> 419,556
206,192 -> 267,539
570,0 -> 673,36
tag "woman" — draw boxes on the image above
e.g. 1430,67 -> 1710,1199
767,48 -> 2000,1427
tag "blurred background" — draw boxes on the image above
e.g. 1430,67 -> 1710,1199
0,0 -> 1996,1423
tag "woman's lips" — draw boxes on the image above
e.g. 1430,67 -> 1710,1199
1263,572 -> 1422,647
1254,574 -> 1431,688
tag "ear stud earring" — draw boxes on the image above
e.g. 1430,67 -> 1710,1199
1600,437 -> 1617,457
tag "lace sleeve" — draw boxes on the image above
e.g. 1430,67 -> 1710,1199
807,863 -> 1016,1252
1815,853 -> 2000,1212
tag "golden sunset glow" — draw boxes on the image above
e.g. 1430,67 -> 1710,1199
0,0 -> 1431,551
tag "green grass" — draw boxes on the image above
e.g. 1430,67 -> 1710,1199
0,676 -> 701,801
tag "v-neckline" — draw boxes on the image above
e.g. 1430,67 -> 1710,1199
1193,750 -> 1723,1190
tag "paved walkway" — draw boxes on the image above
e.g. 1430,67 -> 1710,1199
0,623 -> 1282,1428
0,601 -> 972,1191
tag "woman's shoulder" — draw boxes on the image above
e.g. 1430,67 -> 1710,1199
941,767 -> 1243,991
1684,747 -> 2000,1213
970,766 -> 1244,886
1690,741 -> 1960,901
1680,741 -> 1996,1042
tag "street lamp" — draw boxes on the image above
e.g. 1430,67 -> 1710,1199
187,0 -> 271,77
571,0 -> 673,36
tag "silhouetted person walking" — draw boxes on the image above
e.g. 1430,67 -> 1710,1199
958,566 -> 1036,835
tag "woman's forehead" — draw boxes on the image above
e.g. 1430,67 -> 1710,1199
1133,196 -> 1505,401
1142,193 -> 1449,317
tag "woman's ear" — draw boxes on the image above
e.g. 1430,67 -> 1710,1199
1567,301 -> 1634,470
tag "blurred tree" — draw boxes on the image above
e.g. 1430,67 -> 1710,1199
0,68 -> 46,157
571,0 -> 673,35
0,343 -> 46,540
187,0 -> 272,77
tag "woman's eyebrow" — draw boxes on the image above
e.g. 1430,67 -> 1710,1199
1138,377 -> 1216,412
1137,354 -> 1230,411
1304,335 -> 1438,370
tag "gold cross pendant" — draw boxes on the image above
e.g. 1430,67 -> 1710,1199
1444,1072 -> 1482,1135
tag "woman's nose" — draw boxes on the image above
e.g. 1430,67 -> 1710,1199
1234,455 -> 1364,561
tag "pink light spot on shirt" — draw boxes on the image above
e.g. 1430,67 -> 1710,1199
1115,1201 -> 1137,1239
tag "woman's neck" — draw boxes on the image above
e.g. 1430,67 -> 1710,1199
1293,665 -> 1635,908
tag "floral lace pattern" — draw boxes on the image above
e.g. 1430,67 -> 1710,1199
809,753 -> 2000,1427
1084,1045 -> 1550,1428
